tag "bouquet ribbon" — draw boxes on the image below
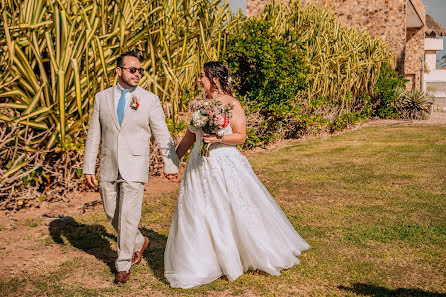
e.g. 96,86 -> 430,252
199,141 -> 211,157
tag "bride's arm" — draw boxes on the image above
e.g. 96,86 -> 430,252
176,128 -> 196,160
203,100 -> 247,145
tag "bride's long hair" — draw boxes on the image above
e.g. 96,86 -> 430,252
203,61 -> 233,95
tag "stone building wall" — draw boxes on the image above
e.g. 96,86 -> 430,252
405,27 -> 425,89
300,0 -> 407,63
246,0 -> 427,89
404,0 -> 426,89
246,0 -> 271,17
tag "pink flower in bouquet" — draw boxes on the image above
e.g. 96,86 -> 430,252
214,114 -> 226,126
188,98 -> 234,157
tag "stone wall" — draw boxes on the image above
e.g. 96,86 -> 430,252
246,0 -> 271,17
247,0 -> 407,69
404,0 -> 426,89
246,0 -> 427,89
303,0 -> 407,61
405,27 -> 425,89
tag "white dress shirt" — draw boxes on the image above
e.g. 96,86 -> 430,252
115,83 -> 136,113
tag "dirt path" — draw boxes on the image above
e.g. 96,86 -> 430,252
363,111 -> 446,126
0,174 -> 183,279
1,112 -> 445,290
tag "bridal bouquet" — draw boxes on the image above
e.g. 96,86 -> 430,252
189,99 -> 233,157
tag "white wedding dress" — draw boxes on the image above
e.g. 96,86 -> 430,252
164,124 -> 310,289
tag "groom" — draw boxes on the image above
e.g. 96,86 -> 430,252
83,51 -> 179,284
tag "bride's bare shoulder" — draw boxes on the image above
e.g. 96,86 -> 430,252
219,95 -> 241,108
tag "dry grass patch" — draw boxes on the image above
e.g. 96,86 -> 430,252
1,125 -> 445,296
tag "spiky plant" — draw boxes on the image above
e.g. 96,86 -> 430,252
394,89 -> 432,120
0,0 -> 239,207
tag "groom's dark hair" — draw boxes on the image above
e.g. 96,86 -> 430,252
117,51 -> 141,67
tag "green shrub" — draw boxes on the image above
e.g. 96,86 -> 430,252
226,19 -> 308,119
372,65 -> 408,118
224,18 -> 308,147
224,0 -> 395,147
330,112 -> 368,132
223,16 -> 309,147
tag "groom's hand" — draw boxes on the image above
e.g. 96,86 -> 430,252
164,173 -> 178,181
84,174 -> 97,187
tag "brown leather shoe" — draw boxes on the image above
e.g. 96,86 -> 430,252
132,236 -> 150,265
114,271 -> 130,284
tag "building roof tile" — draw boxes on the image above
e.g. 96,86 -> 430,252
426,15 -> 446,36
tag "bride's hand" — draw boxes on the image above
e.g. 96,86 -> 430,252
202,133 -> 223,144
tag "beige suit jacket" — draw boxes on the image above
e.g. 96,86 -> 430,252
83,86 -> 179,183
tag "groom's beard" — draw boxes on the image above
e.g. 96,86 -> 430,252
121,75 -> 140,88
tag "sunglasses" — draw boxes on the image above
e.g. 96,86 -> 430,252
120,66 -> 144,75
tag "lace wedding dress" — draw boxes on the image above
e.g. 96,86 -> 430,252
164,124 -> 310,289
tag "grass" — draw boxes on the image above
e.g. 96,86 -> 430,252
1,125 -> 445,296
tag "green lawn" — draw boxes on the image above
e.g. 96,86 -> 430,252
2,125 -> 446,296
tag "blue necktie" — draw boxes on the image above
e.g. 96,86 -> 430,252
117,89 -> 128,126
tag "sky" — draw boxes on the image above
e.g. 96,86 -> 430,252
224,0 -> 246,14
222,0 -> 446,67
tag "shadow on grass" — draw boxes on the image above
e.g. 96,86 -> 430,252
140,227 -> 168,284
339,283 -> 446,297
48,222 -> 168,281
49,220 -> 117,273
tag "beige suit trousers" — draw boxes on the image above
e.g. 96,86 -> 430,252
99,176 -> 146,272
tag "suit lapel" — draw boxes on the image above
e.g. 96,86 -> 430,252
106,87 -> 120,130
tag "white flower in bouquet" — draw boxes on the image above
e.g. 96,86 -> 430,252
216,129 -> 226,137
192,110 -> 208,127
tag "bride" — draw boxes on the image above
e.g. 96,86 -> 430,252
164,61 -> 310,289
